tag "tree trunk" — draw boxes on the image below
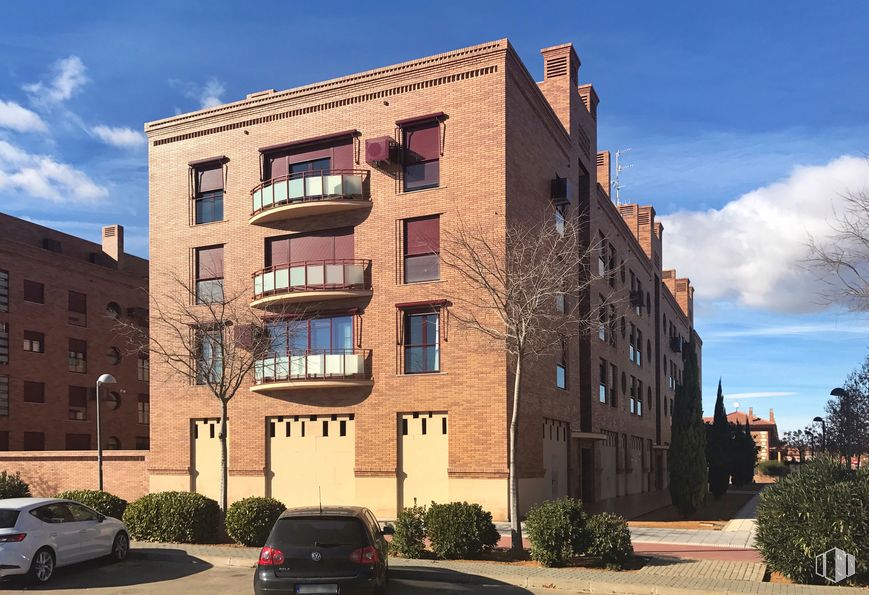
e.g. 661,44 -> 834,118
219,399 -> 229,512
509,353 -> 523,552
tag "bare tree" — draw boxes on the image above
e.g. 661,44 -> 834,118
439,211 -> 613,551
116,272 -> 276,512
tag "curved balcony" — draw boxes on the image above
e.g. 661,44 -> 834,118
252,349 -> 373,394
249,169 -> 370,225
251,259 -> 371,309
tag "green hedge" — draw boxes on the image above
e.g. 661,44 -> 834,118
424,502 -> 500,559
225,497 -> 286,547
123,491 -> 220,543
525,498 -> 589,567
0,471 -> 30,499
390,505 -> 427,559
757,460 -> 789,477
56,490 -> 127,519
587,512 -> 633,570
755,456 -> 868,584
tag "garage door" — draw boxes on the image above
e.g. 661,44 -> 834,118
398,412 -> 448,509
192,419 -> 224,503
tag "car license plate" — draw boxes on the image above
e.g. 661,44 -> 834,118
295,585 -> 338,594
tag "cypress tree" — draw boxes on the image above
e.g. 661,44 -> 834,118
669,340 -> 707,514
731,420 -> 758,486
706,380 -> 731,499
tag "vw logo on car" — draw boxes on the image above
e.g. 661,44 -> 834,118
310,551 -> 322,562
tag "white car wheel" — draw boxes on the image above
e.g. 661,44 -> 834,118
112,532 -> 130,562
29,548 -> 55,584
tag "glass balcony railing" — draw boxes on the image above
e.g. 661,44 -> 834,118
252,259 -> 371,303
250,169 -> 369,220
254,349 -> 372,384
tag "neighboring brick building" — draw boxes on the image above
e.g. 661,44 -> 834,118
704,408 -> 782,462
0,215 -> 150,452
144,38 -> 700,520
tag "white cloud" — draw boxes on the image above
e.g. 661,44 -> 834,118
0,100 -> 47,133
199,78 -> 225,109
91,125 -> 146,148
704,322 -> 869,340
725,392 -> 798,399
661,155 -> 869,313
23,56 -> 88,104
0,139 -> 108,203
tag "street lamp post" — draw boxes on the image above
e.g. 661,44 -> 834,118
95,374 -> 117,491
813,416 -> 826,453
829,388 -> 851,469
806,429 -> 815,460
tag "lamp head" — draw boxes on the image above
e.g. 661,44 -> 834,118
813,416 -> 824,423
97,373 -> 117,384
830,387 -> 846,397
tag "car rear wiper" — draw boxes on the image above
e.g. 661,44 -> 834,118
313,541 -> 352,548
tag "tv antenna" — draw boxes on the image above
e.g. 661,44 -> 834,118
612,148 -> 633,206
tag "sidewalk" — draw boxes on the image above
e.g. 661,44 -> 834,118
130,542 -> 866,594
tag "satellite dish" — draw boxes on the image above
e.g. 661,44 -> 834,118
733,401 -> 740,411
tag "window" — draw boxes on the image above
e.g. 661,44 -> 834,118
106,391 -> 121,410
135,436 -> 150,450
637,381 -> 644,416
107,346 -> 121,365
402,120 -> 440,191
403,215 -> 440,283
608,304 -> 617,347
403,310 -> 440,374
69,339 -> 87,373
65,434 -> 90,450
194,162 -> 224,224
0,322 -> 8,364
23,432 -> 44,451
608,246 -> 617,288
555,207 -> 565,236
68,291 -> 87,326
23,330 -> 44,353
138,394 -> 149,425
137,353 -> 149,382
196,328 -> 223,385
23,381 -> 44,403
69,386 -> 88,420
0,269 -> 8,312
106,436 -> 121,450
0,375 -> 8,416
598,359 -> 607,403
598,296 -> 607,342
195,246 -> 224,304
610,363 -> 618,408
597,234 -> 606,276
628,324 -> 635,362
636,330 -> 643,367
23,279 -> 44,304
555,292 -> 565,314
0,431 -> 8,450
630,377 -> 636,414
106,302 -> 122,319
267,315 -> 354,356
556,363 -> 566,390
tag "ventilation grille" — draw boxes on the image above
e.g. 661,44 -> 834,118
638,212 -> 651,225
42,238 -> 62,253
619,205 -> 637,217
104,227 -> 116,238
579,93 -> 590,110
545,56 -> 568,79
596,153 -> 606,167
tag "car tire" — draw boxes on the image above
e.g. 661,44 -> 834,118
110,531 -> 130,562
27,547 -> 55,585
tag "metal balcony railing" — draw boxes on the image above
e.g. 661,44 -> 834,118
252,259 -> 371,301
250,169 -> 369,216
253,349 -> 372,384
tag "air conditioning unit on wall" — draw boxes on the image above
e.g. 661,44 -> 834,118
365,136 -> 397,166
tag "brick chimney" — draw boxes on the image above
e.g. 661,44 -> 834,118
596,151 -> 610,198
769,409 -> 775,423
102,225 -> 124,268
748,407 -> 754,419
538,43 -> 582,138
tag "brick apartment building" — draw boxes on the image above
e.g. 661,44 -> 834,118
144,39 -> 700,520
704,408 -> 781,462
0,215 -> 150,452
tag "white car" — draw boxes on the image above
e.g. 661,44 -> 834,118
0,498 -> 129,584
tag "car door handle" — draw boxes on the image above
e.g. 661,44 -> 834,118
50,533 -> 57,538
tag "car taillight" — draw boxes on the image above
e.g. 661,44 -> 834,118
349,546 -> 379,564
258,546 -> 284,566
0,533 -> 26,543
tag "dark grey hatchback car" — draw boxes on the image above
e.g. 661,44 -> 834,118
254,506 -> 393,595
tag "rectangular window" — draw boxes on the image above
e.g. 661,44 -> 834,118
65,434 -> 90,450
636,330 -> 643,367
23,432 -> 44,451
0,269 -> 8,312
137,353 -> 149,382
402,120 -> 440,191
23,330 -> 44,353
137,394 -> 149,425
0,322 -> 8,364
630,377 -> 637,414
267,315 -> 354,356
403,310 -> 440,374
0,431 -> 8,450
555,292 -> 565,314
69,338 -> 87,373
195,246 -> 224,304
403,215 -> 440,283
629,324 -> 635,362
555,207 -> 565,236
23,381 -> 45,403
637,381 -> 644,416
0,375 -> 8,416
598,359 -> 607,403
23,280 -> 44,304
610,363 -> 618,408
598,295 -> 607,342
556,363 -> 566,390
196,328 -> 223,385
69,386 -> 88,420
598,235 -> 607,276
194,162 -> 224,224
68,291 -> 87,326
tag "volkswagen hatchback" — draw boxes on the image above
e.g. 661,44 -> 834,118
0,498 -> 129,584
254,506 -> 392,595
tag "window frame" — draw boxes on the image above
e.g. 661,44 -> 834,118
402,309 -> 441,375
192,161 -> 225,225
68,291 -> 87,327
23,330 -> 44,353
194,245 -> 225,305
137,394 -> 150,425
23,380 -> 45,404
68,338 -> 87,374
403,215 -> 440,284
23,280 -> 44,304
401,120 -> 441,192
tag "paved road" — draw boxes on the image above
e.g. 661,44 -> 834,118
0,554 -> 569,594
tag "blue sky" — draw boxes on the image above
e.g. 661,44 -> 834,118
1,1 -> 868,432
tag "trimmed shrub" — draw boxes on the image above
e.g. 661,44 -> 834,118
123,491 -> 220,544
587,513 -> 633,570
424,502 -> 500,559
525,498 -> 589,567
0,471 -> 30,499
56,490 -> 127,519
757,460 -> 789,477
755,456 -> 868,584
390,505 -> 427,558
225,497 -> 285,547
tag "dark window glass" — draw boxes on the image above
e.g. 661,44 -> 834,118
272,517 -> 367,548
23,431 -> 44,450
68,291 -> 87,326
404,215 -> 440,283
0,431 -> 7,450
65,433 -> 90,450
403,122 -> 440,191
195,246 -> 224,304
135,436 -> 149,450
30,504 -> 72,523
68,503 -> 99,521
138,394 -> 149,424
556,364 -> 566,390
196,329 -> 223,385
69,386 -> 88,420
0,509 -> 18,528
69,339 -> 87,373
23,330 -> 44,353
290,157 -> 330,175
267,316 -> 353,355
23,381 -> 44,403
194,163 -> 224,225
403,311 -> 439,374
23,280 -> 44,304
